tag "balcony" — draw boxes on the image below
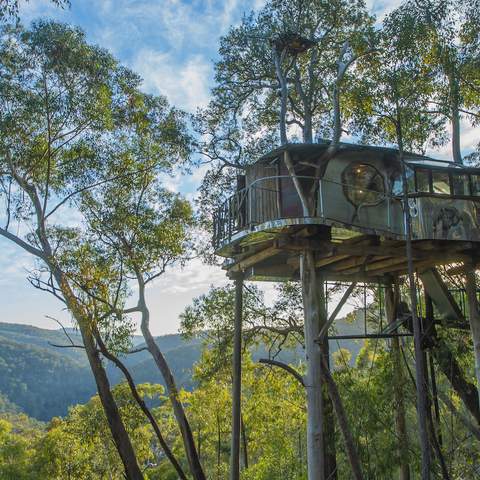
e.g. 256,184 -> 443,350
213,175 -> 405,254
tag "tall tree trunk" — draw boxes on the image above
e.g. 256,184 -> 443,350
230,275 -> 243,480
304,111 -> 313,144
398,125 -> 431,479
321,339 -> 337,479
82,330 -> 144,480
425,296 -> 443,448
423,352 -> 451,480
301,250 -> 326,480
332,83 -> 342,147
449,69 -> 463,165
54,274 -> 144,480
241,415 -> 249,470
19,179 -> 144,480
465,267 -> 480,402
321,357 -> 364,480
385,282 -> 410,480
411,316 -> 480,425
273,48 -> 288,145
94,330 -> 188,480
136,276 -> 205,480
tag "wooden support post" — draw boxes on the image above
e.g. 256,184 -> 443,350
300,250 -> 326,480
465,264 -> 480,403
230,274 -> 244,480
385,281 -> 410,480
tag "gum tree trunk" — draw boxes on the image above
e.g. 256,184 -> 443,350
301,250 -> 326,480
230,275 -> 244,480
448,69 -> 463,165
55,275 -> 144,480
136,274 -> 206,480
8,178 -> 145,480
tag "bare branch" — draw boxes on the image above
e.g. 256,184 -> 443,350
258,358 -> 305,386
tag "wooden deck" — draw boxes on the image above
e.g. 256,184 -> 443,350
224,226 -> 478,283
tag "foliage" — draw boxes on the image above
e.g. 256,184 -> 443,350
0,1 -> 70,22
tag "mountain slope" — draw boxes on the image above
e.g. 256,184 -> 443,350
0,323 -> 203,421
0,320 -> 364,421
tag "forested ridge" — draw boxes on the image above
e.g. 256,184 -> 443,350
0,323 -> 200,420
0,320 -> 364,421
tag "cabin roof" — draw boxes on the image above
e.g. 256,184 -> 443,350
256,141 -> 478,172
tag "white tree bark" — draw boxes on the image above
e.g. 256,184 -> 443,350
301,250 -> 326,480
465,267 -> 480,402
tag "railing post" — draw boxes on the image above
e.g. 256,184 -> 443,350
387,195 -> 391,232
248,186 -> 253,226
318,179 -> 324,218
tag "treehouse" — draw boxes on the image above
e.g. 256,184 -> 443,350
218,142 -> 480,480
213,142 -> 480,286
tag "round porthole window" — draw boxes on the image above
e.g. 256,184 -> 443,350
342,163 -> 385,206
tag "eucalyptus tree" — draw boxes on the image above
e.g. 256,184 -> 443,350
0,0 -> 70,21
348,7 -> 455,478
197,2 -> 377,479
200,0 -> 376,152
181,283 -> 304,363
77,141 -> 208,479
196,0 -> 377,237
0,21 -> 190,479
383,0 -> 480,164
183,282 -> 365,480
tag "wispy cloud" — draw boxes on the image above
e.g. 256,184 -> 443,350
134,50 -> 211,111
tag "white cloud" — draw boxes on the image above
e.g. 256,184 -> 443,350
152,258 -> 227,295
426,120 -> 480,160
134,50 -> 211,111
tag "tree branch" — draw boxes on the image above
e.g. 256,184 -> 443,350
258,358 -> 305,386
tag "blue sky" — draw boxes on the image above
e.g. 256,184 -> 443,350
1,0 -> 476,335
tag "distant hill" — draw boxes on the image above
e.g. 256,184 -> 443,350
0,319 -> 364,421
0,323 -> 203,421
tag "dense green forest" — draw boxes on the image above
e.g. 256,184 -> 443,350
0,321 -> 364,420
0,323 -> 200,420
0,0 -> 480,479
1,325 -> 479,478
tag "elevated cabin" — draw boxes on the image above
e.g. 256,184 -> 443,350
213,143 -> 480,283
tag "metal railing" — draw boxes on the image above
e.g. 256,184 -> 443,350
213,175 -> 402,250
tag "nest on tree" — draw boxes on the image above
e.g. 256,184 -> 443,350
271,32 -> 316,54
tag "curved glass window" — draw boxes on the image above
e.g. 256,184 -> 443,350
342,163 -> 385,206
452,173 -> 469,196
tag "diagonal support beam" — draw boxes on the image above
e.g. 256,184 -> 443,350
316,282 -> 357,342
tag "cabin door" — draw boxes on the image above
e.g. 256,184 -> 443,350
279,162 -> 308,218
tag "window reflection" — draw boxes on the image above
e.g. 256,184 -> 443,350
342,163 -> 385,206
471,175 -> 480,196
452,174 -> 470,196
416,169 -> 430,192
432,171 -> 451,195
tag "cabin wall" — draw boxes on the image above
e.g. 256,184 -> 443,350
240,149 -> 480,243
245,162 -> 279,224
321,151 -> 404,236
